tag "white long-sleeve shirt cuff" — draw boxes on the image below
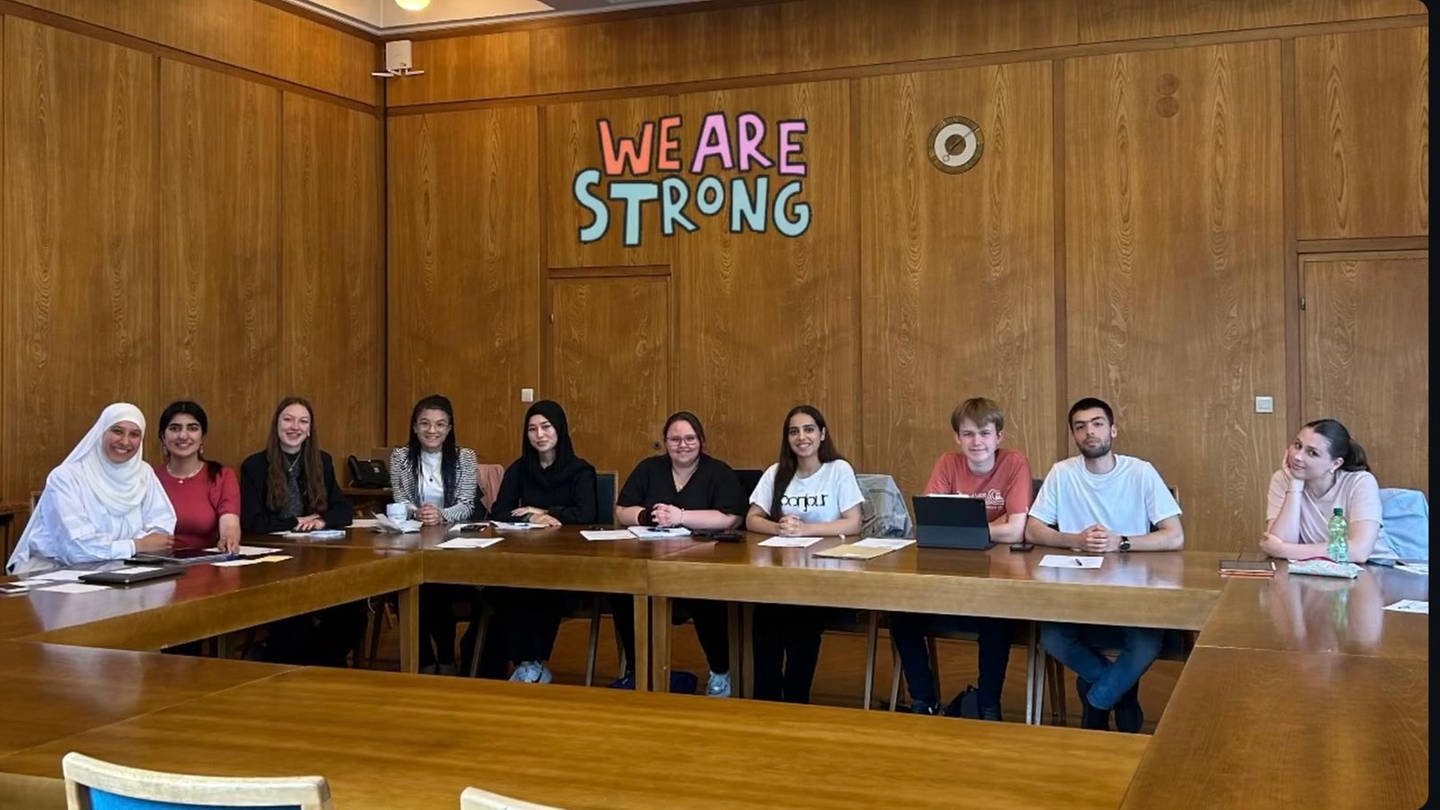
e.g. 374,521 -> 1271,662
110,539 -> 136,560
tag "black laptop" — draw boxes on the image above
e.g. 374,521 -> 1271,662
912,495 -> 992,550
78,564 -> 186,586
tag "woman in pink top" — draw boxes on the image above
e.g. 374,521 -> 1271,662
1260,418 -> 1391,563
152,401 -> 241,553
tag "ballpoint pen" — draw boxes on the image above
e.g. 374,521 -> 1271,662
1073,557 -> 1083,566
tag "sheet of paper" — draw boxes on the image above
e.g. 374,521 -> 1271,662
812,543 -> 894,560
490,522 -> 543,531
257,555 -> 293,563
628,526 -> 693,539
349,518 -> 381,528
211,559 -> 263,568
1394,562 -> 1429,576
853,537 -> 916,551
205,545 -> 281,556
1384,599 -> 1428,614
278,529 -> 347,540
1038,555 -> 1105,569
436,538 -> 503,550
372,514 -> 422,533
581,530 -> 634,541
109,566 -> 162,575
757,536 -> 824,548
43,582 -> 111,594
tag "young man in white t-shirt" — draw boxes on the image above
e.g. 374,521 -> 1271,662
1026,397 -> 1183,733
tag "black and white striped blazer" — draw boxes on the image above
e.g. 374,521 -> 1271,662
388,446 -> 481,522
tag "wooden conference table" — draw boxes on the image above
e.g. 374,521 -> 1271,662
0,525 -> 1427,808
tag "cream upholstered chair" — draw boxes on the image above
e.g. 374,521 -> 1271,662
62,751 -> 332,809
460,786 -> 560,810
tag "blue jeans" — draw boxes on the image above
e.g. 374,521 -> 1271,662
1039,623 -> 1163,710
890,613 -> 1013,709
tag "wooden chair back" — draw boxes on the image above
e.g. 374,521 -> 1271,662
62,751 -> 332,810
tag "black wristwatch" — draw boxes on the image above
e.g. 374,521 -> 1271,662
1119,536 -> 1131,552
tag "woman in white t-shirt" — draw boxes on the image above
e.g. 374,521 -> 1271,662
1260,418 -> 1392,563
745,404 -> 863,703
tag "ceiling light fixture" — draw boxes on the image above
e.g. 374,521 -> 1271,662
394,0 -> 431,11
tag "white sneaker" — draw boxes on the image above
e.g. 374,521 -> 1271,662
705,670 -> 731,698
533,662 -> 554,684
508,661 -> 539,682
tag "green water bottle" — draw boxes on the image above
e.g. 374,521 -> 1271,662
1327,507 -> 1349,563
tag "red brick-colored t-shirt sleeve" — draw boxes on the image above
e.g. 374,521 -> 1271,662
214,466 -> 241,517
923,453 -> 958,495
997,450 -> 1034,514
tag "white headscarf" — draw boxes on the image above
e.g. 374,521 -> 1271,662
60,402 -> 151,516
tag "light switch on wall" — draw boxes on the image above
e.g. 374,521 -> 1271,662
521,388 -> 534,402
1254,396 -> 1274,414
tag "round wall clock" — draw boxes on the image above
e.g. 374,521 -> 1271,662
927,115 -> 983,174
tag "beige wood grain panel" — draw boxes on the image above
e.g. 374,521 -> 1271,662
1079,0 -> 1424,42
1123,648 -> 1428,809
781,0 -> 1078,73
158,59 -> 280,470
383,29 -> 532,107
2,17 -> 158,500
532,5 -> 782,96
281,92 -> 383,462
9,0 -> 379,103
544,96 -> 675,268
858,62 -> 1056,502
1295,27 -> 1429,239
548,275 -> 670,482
673,81 -> 857,472
385,107 -> 540,466
1300,255 -> 1427,494
1065,41 -> 1286,553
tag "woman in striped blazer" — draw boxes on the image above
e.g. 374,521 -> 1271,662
389,393 -> 483,674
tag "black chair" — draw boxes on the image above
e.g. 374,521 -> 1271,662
733,468 -> 763,500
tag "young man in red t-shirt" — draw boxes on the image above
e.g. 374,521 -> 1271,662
890,398 -> 1034,719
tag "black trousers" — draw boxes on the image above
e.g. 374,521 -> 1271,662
751,604 -> 834,703
264,601 -> 368,667
486,586 -> 567,664
418,584 -> 484,668
611,595 -> 730,676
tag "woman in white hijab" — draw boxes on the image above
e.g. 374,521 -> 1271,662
6,403 -> 176,575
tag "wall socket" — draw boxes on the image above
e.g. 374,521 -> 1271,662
521,388 -> 534,402
1254,395 -> 1274,414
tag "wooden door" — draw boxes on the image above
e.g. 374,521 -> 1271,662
1301,254 -> 1428,494
547,273 -> 671,485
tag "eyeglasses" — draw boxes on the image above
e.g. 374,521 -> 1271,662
665,435 -> 700,446
416,420 -> 450,432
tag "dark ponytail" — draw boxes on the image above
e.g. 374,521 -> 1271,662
1304,418 -> 1370,472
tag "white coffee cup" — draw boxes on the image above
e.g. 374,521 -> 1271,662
385,502 -> 408,522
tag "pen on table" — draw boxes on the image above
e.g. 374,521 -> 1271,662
1073,557 -> 1083,566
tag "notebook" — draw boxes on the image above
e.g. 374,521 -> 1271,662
1218,559 -> 1277,577
78,565 -> 185,586
911,495 -> 992,550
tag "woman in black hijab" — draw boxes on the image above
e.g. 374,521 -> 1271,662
487,400 -> 598,684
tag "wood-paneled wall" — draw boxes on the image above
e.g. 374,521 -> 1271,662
0,10 -> 383,506
386,0 -> 1428,551
385,107 -> 540,464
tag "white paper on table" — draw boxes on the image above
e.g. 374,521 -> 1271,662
371,513 -> 422,533
205,545 -> 281,556
627,526 -> 692,540
490,522 -> 544,531
349,518 -> 381,528
30,569 -> 89,582
212,559 -> 263,568
757,536 -> 824,548
852,537 -> 916,551
276,529 -> 347,540
109,566 -> 162,575
42,582 -> 111,594
1038,555 -> 1105,569
582,530 -> 634,541
1384,599 -> 1428,614
436,538 -> 502,550
1393,562 -> 1429,576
